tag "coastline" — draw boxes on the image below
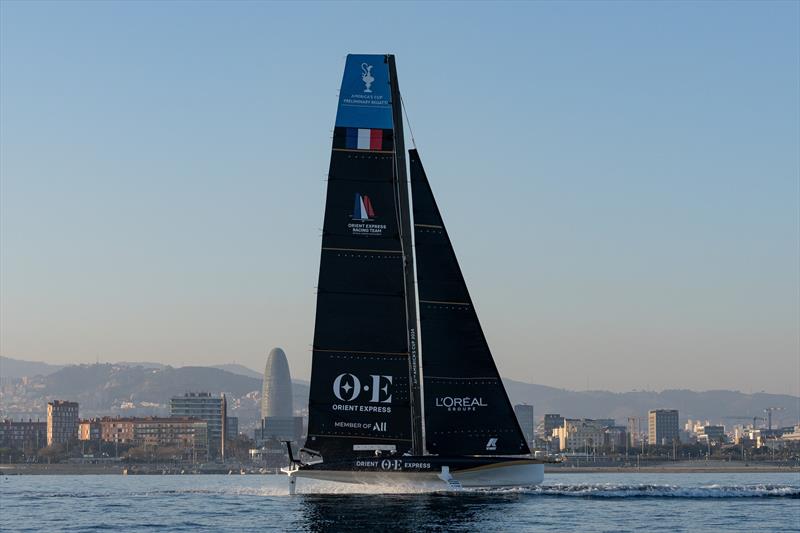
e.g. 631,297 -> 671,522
2,463 -> 797,475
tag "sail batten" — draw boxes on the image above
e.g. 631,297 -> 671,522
410,149 -> 530,457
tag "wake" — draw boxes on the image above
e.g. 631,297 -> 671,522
168,481 -> 800,499
479,483 -> 800,499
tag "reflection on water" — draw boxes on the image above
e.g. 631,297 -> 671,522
296,492 -> 521,532
0,474 -> 797,533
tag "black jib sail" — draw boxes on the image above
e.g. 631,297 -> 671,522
410,149 -> 530,456
305,55 -> 420,459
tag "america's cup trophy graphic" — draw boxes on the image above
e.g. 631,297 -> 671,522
361,63 -> 374,93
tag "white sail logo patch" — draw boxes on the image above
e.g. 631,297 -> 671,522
486,438 -> 498,451
361,63 -> 374,93
332,373 -> 393,403
434,396 -> 488,412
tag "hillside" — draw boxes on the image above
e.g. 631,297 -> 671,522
503,379 -> 799,426
1,360 -> 797,429
0,363 -> 309,429
211,364 -> 263,380
0,356 -> 63,379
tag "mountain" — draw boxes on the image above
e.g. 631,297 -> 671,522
0,356 -> 64,378
211,364 -> 263,380
0,362 -> 310,431
503,378 -> 799,426
40,364 -> 261,409
2,358 -> 797,429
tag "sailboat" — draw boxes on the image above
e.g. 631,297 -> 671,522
282,54 -> 549,492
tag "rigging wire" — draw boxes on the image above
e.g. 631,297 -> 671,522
400,94 -> 417,150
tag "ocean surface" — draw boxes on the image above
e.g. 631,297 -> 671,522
1,472 -> 797,532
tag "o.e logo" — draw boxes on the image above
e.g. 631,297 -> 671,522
332,373 -> 393,403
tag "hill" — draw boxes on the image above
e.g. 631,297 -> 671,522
1,359 -> 797,429
211,364 -> 263,380
0,362 -> 309,430
0,356 -> 63,378
503,378 -> 799,426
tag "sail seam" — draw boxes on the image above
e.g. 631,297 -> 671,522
313,348 -> 410,356
419,299 -> 471,306
322,247 -> 402,254
425,376 -> 500,380
332,148 -> 393,154
307,434 -> 413,441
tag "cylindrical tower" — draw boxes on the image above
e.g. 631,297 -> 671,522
261,347 -> 293,419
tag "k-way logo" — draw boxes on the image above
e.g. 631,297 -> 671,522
349,192 -> 386,237
486,438 -> 498,451
333,373 -> 393,403
434,396 -> 488,412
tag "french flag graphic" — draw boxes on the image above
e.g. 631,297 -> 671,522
333,127 -> 392,151
353,193 -> 376,221
346,128 -> 384,150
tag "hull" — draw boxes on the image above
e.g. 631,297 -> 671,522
289,456 -> 545,488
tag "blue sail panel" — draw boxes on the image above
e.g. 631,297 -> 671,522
335,54 -> 393,129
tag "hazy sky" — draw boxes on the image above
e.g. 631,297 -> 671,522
1,1 -> 798,395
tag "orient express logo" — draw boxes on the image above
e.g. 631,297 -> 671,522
353,193 -> 375,221
349,192 -> 386,236
332,373 -> 393,404
434,396 -> 488,412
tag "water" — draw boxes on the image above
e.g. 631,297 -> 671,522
1,473 -> 797,532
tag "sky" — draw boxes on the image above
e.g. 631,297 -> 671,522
1,1 -> 798,395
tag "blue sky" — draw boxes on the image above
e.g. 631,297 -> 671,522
1,1 -> 798,394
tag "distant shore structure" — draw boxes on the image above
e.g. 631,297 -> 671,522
261,347 -> 293,419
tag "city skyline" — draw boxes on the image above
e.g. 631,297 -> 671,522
1,2 -> 798,395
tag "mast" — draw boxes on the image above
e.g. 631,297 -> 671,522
387,55 -> 424,456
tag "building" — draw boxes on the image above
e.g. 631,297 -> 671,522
254,417 -> 304,446
554,419 -> 605,452
258,347 -> 303,446
627,417 -> 643,447
648,409 -> 680,445
544,414 -> 565,438
225,416 -> 239,440
47,400 -> 79,446
78,419 -> 102,441
132,417 -> 208,462
697,425 -> 725,444
513,404 -> 534,447
0,419 -> 47,452
170,392 -> 226,460
262,347 -> 293,419
101,418 -> 136,444
604,426 -> 628,451
595,419 -> 615,428
89,417 -> 208,462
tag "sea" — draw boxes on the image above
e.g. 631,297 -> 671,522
1,472 -> 797,532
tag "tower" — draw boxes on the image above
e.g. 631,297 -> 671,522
261,347 -> 293,419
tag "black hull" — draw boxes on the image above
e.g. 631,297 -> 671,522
289,455 -> 546,488
300,455 -> 541,474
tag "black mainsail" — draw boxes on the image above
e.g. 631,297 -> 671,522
410,149 -> 530,457
305,54 -> 420,459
